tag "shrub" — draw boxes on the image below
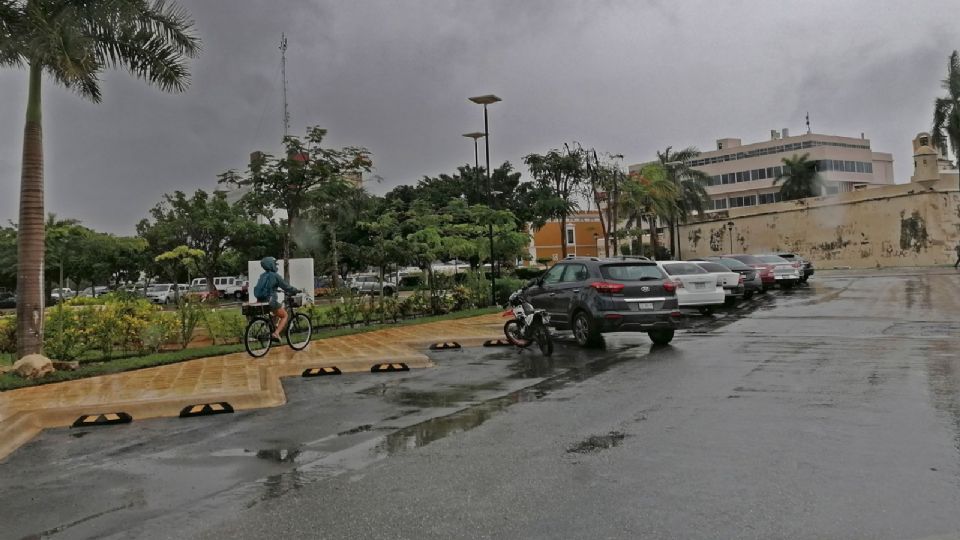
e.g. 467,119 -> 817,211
494,277 -> 525,306
141,312 -> 179,353
0,316 -> 16,356
514,267 -> 544,280
204,309 -> 246,345
176,298 -> 205,350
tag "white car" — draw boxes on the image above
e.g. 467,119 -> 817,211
656,261 -> 725,314
51,288 -> 75,302
146,283 -> 188,304
690,260 -> 745,305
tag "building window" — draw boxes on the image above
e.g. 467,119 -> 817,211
865,162 -> 873,174
566,227 -> 575,245
825,185 -> 839,195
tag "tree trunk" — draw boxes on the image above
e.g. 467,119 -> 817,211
649,215 -> 658,260
330,225 -> 339,289
16,63 -> 45,358
560,214 -> 568,258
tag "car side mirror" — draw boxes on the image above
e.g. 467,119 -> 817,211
526,278 -> 540,289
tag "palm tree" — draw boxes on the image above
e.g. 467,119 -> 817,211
655,146 -> 711,257
1,1 -> 200,357
774,153 -> 824,200
619,166 -> 677,257
932,50 -> 960,165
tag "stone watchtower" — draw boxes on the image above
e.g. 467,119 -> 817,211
911,133 -> 940,183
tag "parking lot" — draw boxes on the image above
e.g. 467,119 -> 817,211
3,268 -> 960,539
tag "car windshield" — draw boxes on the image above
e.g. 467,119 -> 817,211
728,254 -> 763,265
600,263 -> 663,281
757,255 -> 790,264
695,262 -> 730,273
777,253 -> 797,259
717,258 -> 752,271
662,262 -> 707,275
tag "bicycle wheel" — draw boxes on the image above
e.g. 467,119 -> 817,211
503,319 -> 531,348
533,322 -> 553,357
245,317 -> 273,358
286,313 -> 313,351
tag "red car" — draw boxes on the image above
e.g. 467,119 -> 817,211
723,254 -> 776,291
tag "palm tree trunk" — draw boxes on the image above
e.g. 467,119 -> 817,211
560,214 -> 568,258
17,63 -> 45,358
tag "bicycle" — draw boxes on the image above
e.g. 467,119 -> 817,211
243,294 -> 313,358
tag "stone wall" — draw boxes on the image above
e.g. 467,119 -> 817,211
678,179 -> 960,268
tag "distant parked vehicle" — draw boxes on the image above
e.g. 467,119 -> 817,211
724,254 -> 777,291
706,257 -> 762,298
347,274 -> 396,296
690,260 -> 744,306
50,288 -> 75,302
771,252 -> 814,282
754,255 -> 802,288
212,276 -> 244,299
0,292 -> 15,309
185,283 -> 218,303
656,261 -> 725,315
79,286 -> 111,298
146,283 -> 188,304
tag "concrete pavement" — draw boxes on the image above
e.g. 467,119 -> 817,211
0,313 -> 504,461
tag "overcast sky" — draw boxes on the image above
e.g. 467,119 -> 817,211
0,0 -> 956,234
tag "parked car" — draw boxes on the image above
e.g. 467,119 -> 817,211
690,260 -> 744,305
0,292 -> 15,309
656,261 -> 726,314
706,257 -> 763,298
79,286 -> 111,298
347,274 -> 396,296
314,276 -> 333,297
753,254 -> 802,288
771,252 -> 815,282
724,254 -> 777,291
524,256 -> 680,346
184,283 -> 218,302
146,283 -> 188,304
50,287 -> 75,302
212,276 -> 244,299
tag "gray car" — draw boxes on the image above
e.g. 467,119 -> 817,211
524,257 -> 681,346
704,257 -> 763,298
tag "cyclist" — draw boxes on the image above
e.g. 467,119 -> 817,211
253,257 -> 301,343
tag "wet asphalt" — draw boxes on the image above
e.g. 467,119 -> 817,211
3,269 -> 960,539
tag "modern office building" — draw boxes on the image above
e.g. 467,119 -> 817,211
631,129 -> 895,214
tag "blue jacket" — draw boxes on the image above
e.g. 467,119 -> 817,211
254,257 -> 298,303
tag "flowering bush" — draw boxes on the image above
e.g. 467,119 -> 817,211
0,316 -> 15,357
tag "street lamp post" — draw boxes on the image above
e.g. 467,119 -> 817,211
468,94 -> 501,306
726,221 -> 735,253
462,131 -> 486,195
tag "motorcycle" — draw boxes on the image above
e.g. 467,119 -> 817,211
502,289 -> 553,357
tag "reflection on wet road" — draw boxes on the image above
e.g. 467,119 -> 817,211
3,269 -> 960,539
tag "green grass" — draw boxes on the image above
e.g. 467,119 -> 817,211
0,307 -> 499,392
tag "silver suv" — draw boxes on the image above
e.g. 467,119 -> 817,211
348,275 -> 397,296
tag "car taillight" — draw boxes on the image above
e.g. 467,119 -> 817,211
662,279 -> 682,293
590,282 -> 625,294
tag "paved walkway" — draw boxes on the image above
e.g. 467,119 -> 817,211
0,313 -> 505,461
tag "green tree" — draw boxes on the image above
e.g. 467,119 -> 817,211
220,126 -> 372,278
656,146 -> 711,257
619,164 -> 678,258
932,50 -> 960,164
523,147 -> 588,258
774,153 -> 824,201
1,0 -> 200,356
137,190 -> 254,292
154,245 -> 204,303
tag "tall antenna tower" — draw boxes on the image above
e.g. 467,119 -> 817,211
280,34 -> 290,137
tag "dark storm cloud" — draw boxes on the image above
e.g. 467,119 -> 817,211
0,0 -> 955,234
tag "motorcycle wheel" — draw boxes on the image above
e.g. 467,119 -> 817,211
533,322 -> 553,357
503,319 -> 532,348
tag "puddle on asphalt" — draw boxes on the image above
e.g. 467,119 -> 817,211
566,431 -> 627,454
357,380 -> 504,408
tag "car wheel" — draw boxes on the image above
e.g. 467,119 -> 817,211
572,311 -> 600,347
235,291 -> 244,300
723,297 -> 736,307
648,329 -> 674,345
383,287 -> 395,297
350,288 -> 359,295
744,291 -> 754,300
781,281 -> 794,290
